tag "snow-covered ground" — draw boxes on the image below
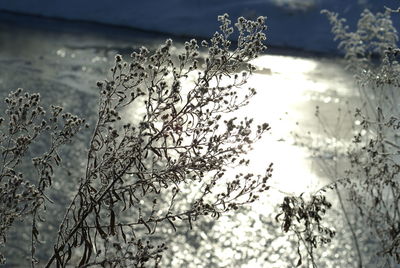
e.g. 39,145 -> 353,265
0,0 -> 399,53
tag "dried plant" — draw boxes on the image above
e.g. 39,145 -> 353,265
282,6 -> 400,268
274,7 -> 400,268
323,7 -> 400,265
276,193 -> 336,267
0,89 -> 87,265
0,14 -> 271,267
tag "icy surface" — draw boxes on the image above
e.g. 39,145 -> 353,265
0,0 -> 399,53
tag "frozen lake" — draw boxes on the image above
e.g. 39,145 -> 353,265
0,12 -> 365,268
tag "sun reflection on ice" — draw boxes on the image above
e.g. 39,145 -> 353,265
205,54 -> 355,267
244,55 -> 336,197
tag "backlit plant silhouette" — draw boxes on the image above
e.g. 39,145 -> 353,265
0,14 -> 271,267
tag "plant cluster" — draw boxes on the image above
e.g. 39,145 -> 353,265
323,7 -> 400,265
276,193 -> 335,267
283,7 -> 400,268
270,6 -> 400,268
0,89 -> 87,265
0,14 -> 270,267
